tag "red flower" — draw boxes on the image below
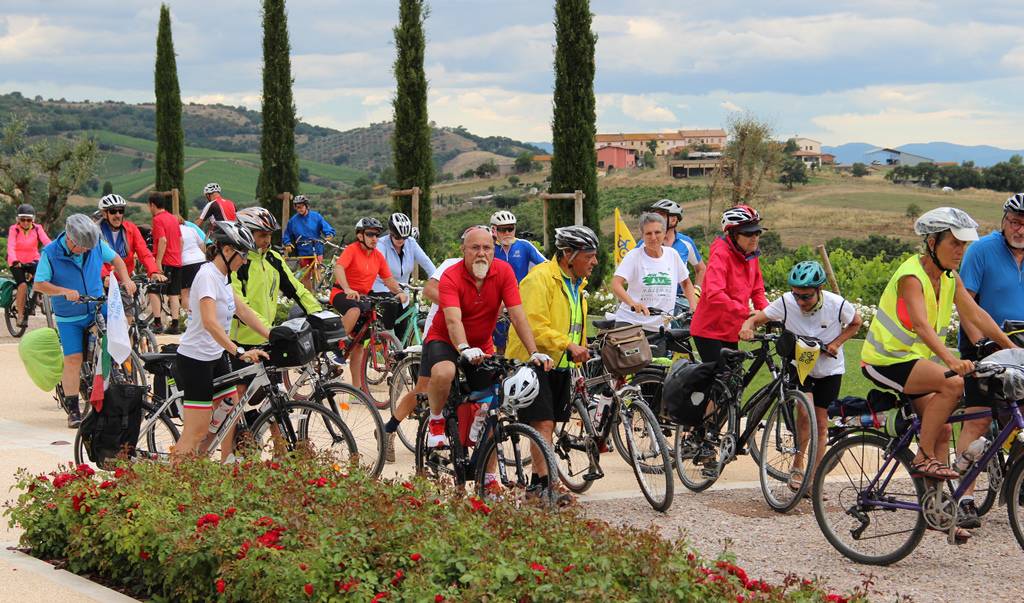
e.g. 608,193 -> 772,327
303,583 -> 314,597
391,569 -> 405,586
256,527 -> 286,549
254,516 -> 275,527
371,593 -> 388,603
114,467 -> 128,478
72,493 -> 88,513
139,551 -> 150,560
736,595 -> 745,603
409,553 -> 422,562
97,508 -> 108,518
402,481 -> 414,490
99,480 -> 115,489
52,473 -> 76,489
36,475 -> 49,482
216,578 -> 226,594
336,578 -> 359,593
76,463 -> 95,477
825,595 -> 849,603
196,513 -> 221,530
299,562 -> 309,571
237,540 -> 251,559
563,564 -> 576,573
530,562 -> 547,573
265,460 -> 281,470
435,596 -> 445,603
468,497 -> 492,515
687,553 -> 696,563
177,503 -> 186,513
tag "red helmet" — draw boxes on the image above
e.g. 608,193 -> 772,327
721,205 -> 762,233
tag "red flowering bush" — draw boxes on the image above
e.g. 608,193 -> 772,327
5,454 -> 861,602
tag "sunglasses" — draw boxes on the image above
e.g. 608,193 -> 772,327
105,208 -> 125,215
792,292 -> 817,301
363,231 -> 381,239
18,217 -> 33,222
496,226 -> 515,233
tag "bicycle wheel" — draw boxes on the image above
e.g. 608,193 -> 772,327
388,354 -> 422,453
4,302 -> 26,337
414,413 -> 463,485
248,401 -> 358,465
674,383 -> 739,492
309,382 -> 385,478
553,393 -> 598,494
620,396 -> 674,511
759,389 -> 816,513
743,382 -> 773,470
617,369 -> 668,467
73,399 -> 180,468
361,330 -> 401,409
131,324 -> 159,356
475,422 -> 557,504
812,432 -> 926,565
1005,455 -> 1024,551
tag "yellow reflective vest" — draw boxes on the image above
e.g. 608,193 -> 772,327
861,255 -> 955,366
505,259 -> 588,368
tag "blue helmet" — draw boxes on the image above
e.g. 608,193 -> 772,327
788,261 -> 826,288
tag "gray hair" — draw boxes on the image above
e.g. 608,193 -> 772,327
639,212 -> 666,231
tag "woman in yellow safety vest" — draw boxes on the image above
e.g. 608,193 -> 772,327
861,207 -> 1015,481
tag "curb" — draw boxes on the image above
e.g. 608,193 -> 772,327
0,545 -> 139,602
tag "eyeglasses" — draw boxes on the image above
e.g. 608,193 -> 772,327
105,208 -> 125,215
1005,217 -> 1024,231
737,231 -> 763,238
363,231 -> 381,238
793,292 -> 817,301
496,226 -> 515,233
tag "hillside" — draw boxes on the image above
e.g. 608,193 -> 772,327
824,141 -> 1024,167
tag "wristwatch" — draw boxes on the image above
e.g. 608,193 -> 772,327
234,346 -> 246,358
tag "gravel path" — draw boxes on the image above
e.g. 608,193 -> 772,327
582,486 -> 1024,603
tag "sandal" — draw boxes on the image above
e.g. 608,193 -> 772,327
910,456 -> 958,481
787,469 -> 804,492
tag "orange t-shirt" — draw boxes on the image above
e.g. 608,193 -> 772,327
332,243 -> 392,298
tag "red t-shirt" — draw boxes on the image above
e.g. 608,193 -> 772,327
151,210 -> 183,267
426,259 -> 522,353
332,243 -> 392,299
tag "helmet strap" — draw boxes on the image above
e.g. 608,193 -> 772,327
801,289 -> 824,316
925,235 -> 953,277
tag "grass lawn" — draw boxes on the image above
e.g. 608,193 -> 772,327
744,338 -> 871,400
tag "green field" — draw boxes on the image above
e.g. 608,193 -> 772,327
745,338 -> 871,399
797,189 -> 1006,225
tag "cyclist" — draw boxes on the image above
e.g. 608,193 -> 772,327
331,217 -> 408,390
690,205 -> 769,363
739,260 -> 862,493
33,214 -> 136,427
507,225 -> 598,503
97,194 -> 166,294
147,193 -> 183,333
7,204 -> 51,327
178,214 -> 209,314
198,182 -> 237,226
610,212 -> 697,331
422,226 -> 552,494
231,207 -> 320,345
282,195 -> 335,291
490,210 -> 545,353
640,199 -> 706,288
948,194 -> 1024,527
372,213 -> 436,337
860,207 -> 1014,485
173,221 -> 270,461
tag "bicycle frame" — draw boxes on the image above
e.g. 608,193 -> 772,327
391,288 -> 424,347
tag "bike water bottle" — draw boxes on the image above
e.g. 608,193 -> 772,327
954,436 -> 989,473
468,389 -> 494,445
209,398 -> 236,433
840,413 -> 882,429
593,392 -> 613,429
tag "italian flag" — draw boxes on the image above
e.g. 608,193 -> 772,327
89,334 -> 112,413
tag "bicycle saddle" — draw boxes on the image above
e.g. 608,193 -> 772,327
592,319 -> 618,330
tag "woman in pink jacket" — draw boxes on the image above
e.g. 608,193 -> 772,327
7,204 -> 51,327
689,205 -> 768,362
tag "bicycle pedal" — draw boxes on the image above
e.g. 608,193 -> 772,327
583,469 -> 604,482
701,467 -> 719,479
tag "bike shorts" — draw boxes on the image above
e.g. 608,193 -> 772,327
861,360 -> 929,400
12,262 -> 37,285
786,365 -> 842,409
175,352 -> 235,411
161,265 -> 183,296
517,367 -> 572,423
181,262 -> 204,290
56,315 -> 95,356
418,340 -> 493,392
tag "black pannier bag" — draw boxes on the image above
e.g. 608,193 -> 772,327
80,383 -> 145,467
306,310 -> 346,353
827,389 -> 900,419
268,317 -> 317,367
147,343 -> 181,418
661,360 -> 717,427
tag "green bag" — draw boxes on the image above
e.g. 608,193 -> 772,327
19,327 -> 64,391
0,278 -> 15,308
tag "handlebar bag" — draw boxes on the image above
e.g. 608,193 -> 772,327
269,317 -> 317,367
0,277 -> 15,308
600,324 -> 652,378
306,310 -> 346,352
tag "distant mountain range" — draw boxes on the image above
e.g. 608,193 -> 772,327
822,142 -> 1024,167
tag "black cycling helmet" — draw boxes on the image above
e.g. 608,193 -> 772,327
16,204 -> 35,218
355,217 -> 383,233
211,220 -> 257,252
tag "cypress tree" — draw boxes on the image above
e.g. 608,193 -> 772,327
154,4 -> 184,212
550,0 -> 602,286
391,0 -> 434,249
257,0 -> 299,219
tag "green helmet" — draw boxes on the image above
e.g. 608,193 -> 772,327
788,260 -> 826,288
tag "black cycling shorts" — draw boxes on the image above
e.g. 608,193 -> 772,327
862,360 -> 930,400
181,262 -> 204,290
162,265 -> 183,296
517,367 -> 572,423
786,365 -> 842,409
176,352 -> 235,410
11,262 -> 37,285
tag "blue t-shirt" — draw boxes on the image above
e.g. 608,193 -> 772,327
495,239 -> 546,282
959,231 -> 1024,337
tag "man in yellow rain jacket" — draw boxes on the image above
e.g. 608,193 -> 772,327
506,225 -> 598,502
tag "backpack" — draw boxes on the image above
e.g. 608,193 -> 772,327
79,383 -> 145,467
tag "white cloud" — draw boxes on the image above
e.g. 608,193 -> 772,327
0,16 -> 86,61
620,95 -> 677,122
1001,46 -> 1024,71
720,100 -> 742,112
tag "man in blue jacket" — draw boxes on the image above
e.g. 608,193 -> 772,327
489,210 -> 545,353
282,195 -> 336,291
34,214 -> 136,428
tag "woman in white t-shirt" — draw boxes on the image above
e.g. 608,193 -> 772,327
173,221 -> 271,461
609,212 -> 697,331
739,260 -> 863,491
178,215 -> 209,314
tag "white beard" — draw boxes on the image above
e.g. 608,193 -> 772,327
472,260 -> 490,279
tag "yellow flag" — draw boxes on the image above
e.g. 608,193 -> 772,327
794,339 -> 821,385
613,208 -> 635,266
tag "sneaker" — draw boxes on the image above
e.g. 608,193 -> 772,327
385,432 -> 396,463
67,407 -> 82,429
152,321 -> 164,335
427,418 -> 448,448
958,499 -> 981,529
168,319 -> 180,334
483,478 -> 503,499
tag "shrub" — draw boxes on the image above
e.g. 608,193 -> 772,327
6,456 -> 858,602
905,203 -> 921,218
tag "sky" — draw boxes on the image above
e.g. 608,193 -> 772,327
3,1 -> 1024,147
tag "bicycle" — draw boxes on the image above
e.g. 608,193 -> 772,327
127,276 -> 159,356
3,273 -> 50,337
670,327 -> 817,513
812,358 -> 1024,565
337,293 -> 405,410
387,348 -> 426,454
551,331 -> 675,511
287,236 -> 342,296
413,356 -> 558,503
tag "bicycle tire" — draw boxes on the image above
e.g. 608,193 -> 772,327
475,422 -> 557,504
621,397 -> 674,512
1005,454 -> 1024,550
361,330 -> 401,409
812,432 -> 926,565
388,354 -> 422,453
674,382 -> 738,492
73,399 -> 180,468
619,370 -> 669,467
308,382 -> 385,478
743,381 -> 774,470
4,303 -> 26,337
758,389 -> 816,513
414,411 -> 463,485
248,401 -> 358,465
554,393 -> 597,494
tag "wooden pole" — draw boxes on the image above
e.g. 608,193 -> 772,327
171,188 -> 179,218
542,198 -> 549,250
573,189 -> 584,226
816,244 -> 840,295
410,186 -> 420,232
278,192 -> 292,232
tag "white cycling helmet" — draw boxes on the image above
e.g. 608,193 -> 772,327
1005,193 -> 1024,215
389,213 -> 413,238
203,182 -> 221,195
410,226 -> 420,240
721,204 -> 761,233
501,365 -> 540,412
98,193 -> 127,211
650,199 -> 682,217
914,207 -> 978,242
490,210 -> 517,227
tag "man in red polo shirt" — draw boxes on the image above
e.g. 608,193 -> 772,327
148,193 -> 184,333
423,226 -> 552,464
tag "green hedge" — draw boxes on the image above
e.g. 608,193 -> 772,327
7,456 -> 860,602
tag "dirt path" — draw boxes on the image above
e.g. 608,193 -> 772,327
127,159 -> 209,199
